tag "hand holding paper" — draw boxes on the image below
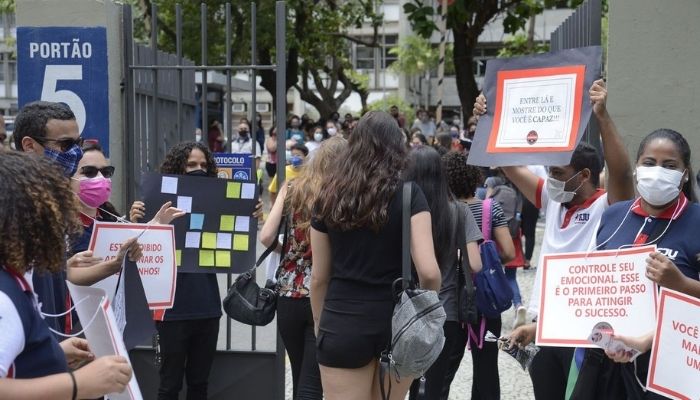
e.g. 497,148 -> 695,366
73,355 -> 134,399
68,251 -> 103,269
59,337 -> 95,369
646,252 -> 688,292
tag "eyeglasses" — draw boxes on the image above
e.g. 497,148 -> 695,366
79,165 -> 115,179
31,136 -> 84,152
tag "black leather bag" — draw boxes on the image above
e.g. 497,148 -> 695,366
223,216 -> 287,326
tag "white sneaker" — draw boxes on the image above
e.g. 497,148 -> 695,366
513,305 -> 527,330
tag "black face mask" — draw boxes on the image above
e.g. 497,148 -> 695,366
186,169 -> 208,177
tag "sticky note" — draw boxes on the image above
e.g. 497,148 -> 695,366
199,250 -> 215,267
185,232 -> 201,248
175,250 -> 182,266
241,183 -> 256,200
233,234 -> 249,251
215,251 -> 231,267
202,232 -> 217,249
217,232 -> 232,249
190,213 -> 204,230
161,176 -> 178,194
220,215 -> 235,231
235,216 -> 250,232
177,196 -> 192,213
226,182 -> 241,199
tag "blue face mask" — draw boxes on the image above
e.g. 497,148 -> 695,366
44,144 -> 83,177
290,155 -> 303,168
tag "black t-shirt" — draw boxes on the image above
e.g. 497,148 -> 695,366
311,182 -> 430,301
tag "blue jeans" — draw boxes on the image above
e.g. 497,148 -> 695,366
504,268 -> 522,307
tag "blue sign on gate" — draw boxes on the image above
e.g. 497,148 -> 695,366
214,153 -> 254,182
17,27 -> 110,155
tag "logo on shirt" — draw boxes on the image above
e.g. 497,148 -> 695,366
573,213 -> 590,224
657,248 -> 678,261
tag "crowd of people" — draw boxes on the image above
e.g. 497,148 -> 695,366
1,77 -> 698,400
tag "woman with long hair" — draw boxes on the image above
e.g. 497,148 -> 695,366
404,146 -> 483,400
310,111 -> 442,399
260,136 -> 347,399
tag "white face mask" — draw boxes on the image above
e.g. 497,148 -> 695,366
546,171 -> 583,204
314,132 -> 324,142
327,127 -> 337,136
635,166 -> 685,207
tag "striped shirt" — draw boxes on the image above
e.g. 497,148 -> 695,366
464,199 -> 508,235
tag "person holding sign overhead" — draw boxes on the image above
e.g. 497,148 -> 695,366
0,152 -> 133,399
583,129 -> 700,399
474,79 -> 635,400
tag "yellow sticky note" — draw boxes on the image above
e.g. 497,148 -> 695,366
215,251 -> 231,267
199,250 -> 215,267
220,215 -> 235,231
226,182 -> 241,199
202,232 -> 217,249
233,234 -> 249,251
175,250 -> 182,267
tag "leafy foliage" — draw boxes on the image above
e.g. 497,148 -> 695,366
366,93 -> 415,124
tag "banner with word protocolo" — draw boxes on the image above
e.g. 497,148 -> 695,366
468,46 -> 601,167
647,288 -> 700,400
89,222 -> 177,309
536,245 -> 657,347
214,153 -> 255,181
17,27 -> 109,154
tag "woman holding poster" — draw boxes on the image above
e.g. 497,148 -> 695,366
582,129 -> 700,399
0,152 -> 133,399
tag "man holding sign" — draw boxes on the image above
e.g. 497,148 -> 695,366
474,79 -> 635,399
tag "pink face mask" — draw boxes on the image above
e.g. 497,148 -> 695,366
77,177 -> 112,208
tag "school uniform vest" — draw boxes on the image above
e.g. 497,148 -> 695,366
0,267 -> 67,378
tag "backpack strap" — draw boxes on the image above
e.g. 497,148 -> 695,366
402,182 -> 412,289
482,198 -> 493,241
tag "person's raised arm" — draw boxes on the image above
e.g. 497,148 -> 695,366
411,212 -> 441,291
590,79 -> 634,203
260,182 -> 288,248
310,227 -> 332,334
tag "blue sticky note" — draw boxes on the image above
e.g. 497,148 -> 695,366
190,213 -> 204,230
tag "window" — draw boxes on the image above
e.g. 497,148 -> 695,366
355,46 -> 375,70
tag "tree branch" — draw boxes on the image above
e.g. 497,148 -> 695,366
328,33 -> 380,47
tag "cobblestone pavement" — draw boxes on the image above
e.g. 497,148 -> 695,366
282,221 -> 545,400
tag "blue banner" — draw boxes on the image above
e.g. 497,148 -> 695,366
214,153 -> 254,182
17,27 -> 110,155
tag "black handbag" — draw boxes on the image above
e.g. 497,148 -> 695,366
222,216 -> 287,326
456,203 -> 478,325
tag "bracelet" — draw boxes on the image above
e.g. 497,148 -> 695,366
68,370 -> 77,400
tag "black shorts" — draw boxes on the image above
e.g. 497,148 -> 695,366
316,298 -> 394,369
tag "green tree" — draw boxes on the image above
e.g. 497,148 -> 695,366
366,93 -> 415,124
389,34 -> 438,76
130,0 -> 382,119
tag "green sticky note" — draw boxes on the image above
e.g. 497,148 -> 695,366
220,215 -> 235,231
199,250 -> 215,267
175,250 -> 182,267
226,182 -> 241,199
233,234 -> 249,251
215,251 -> 231,267
202,232 -> 217,249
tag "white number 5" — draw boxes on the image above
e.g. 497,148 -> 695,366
41,65 -> 87,134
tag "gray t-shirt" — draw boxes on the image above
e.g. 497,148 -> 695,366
439,202 -> 483,322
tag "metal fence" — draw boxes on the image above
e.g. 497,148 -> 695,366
550,0 -> 602,149
122,2 -> 288,399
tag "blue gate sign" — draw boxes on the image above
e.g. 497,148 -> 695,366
17,27 -> 109,155
214,153 -> 254,182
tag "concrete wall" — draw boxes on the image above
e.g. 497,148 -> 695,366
16,0 -> 126,212
607,1 -> 700,169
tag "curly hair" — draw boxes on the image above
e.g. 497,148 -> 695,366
286,136 -> 347,235
442,151 -> 483,199
314,111 -> 407,231
0,152 -> 81,274
160,141 -> 218,176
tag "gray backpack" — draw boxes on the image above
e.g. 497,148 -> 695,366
379,182 -> 446,400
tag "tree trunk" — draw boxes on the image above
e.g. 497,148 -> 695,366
526,14 -> 536,52
453,24 -> 480,124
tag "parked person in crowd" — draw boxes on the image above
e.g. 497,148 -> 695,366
583,129 -> 700,398
411,132 -> 428,148
329,112 -> 340,124
324,120 -> 339,138
286,115 -> 305,145
310,111 -> 442,399
265,126 -> 279,178
443,151 -> 515,400
390,105 -> 406,128
261,137 -> 348,400
232,120 -> 253,154
269,143 -> 308,204
130,142 -> 222,400
434,132 -> 452,156
474,80 -> 635,400
0,151 -> 133,399
405,147 -> 483,400
255,112 -> 265,154
305,125 -> 327,155
207,120 -> 224,152
411,108 -> 437,140
466,116 -> 478,139
343,113 -> 354,125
